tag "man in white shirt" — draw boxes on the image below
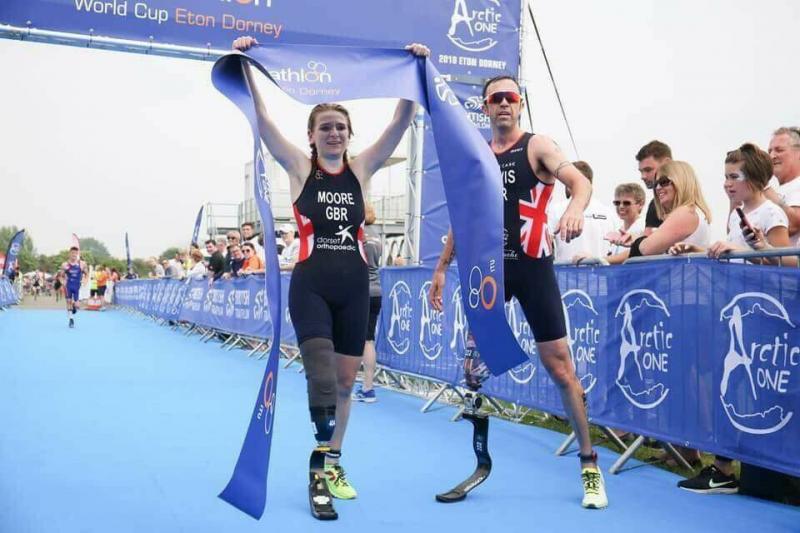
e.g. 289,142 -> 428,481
764,127 -> 800,246
278,223 -> 300,270
548,161 -> 616,263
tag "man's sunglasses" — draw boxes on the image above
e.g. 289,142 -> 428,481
613,200 -> 634,207
484,91 -> 522,105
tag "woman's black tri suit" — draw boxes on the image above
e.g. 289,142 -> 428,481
497,132 -> 567,343
290,164 -> 369,356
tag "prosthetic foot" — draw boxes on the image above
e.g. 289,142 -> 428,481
436,334 -> 492,503
309,446 -> 337,520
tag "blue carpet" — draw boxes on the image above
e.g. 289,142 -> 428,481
0,309 -> 797,533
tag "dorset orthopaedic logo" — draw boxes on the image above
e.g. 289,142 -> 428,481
447,0 -> 503,53
505,299 -> 536,384
562,289 -> 600,394
387,281 -> 413,355
615,290 -> 672,409
719,292 -> 796,435
419,281 -> 444,360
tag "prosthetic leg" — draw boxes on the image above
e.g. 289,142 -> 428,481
436,334 -> 492,503
308,406 -> 337,520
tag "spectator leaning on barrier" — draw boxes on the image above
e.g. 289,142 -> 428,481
670,144 -> 795,267
636,140 -> 673,234
278,223 -> 299,271
224,244 -> 245,279
187,248 -> 207,280
241,242 -> 265,274
625,160 -> 712,260
764,127 -> 800,246
353,202 -> 382,403
606,182 -> 646,261
241,221 -> 265,259
224,231 -> 241,273
549,160 -> 616,263
205,239 -> 225,282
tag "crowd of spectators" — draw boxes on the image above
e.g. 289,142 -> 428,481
550,127 -> 800,268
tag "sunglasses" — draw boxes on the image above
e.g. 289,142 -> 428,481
613,200 -> 634,207
484,91 -> 522,105
243,249 -> 252,254
655,177 -> 673,188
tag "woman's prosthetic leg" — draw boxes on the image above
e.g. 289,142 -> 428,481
436,333 -> 493,503
302,338 -> 339,520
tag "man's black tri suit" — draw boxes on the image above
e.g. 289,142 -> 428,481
496,132 -> 567,343
290,164 -> 369,356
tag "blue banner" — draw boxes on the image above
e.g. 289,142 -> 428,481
3,229 -> 24,278
2,0 -> 521,79
0,278 -> 17,306
210,42 -> 526,517
376,260 -> 800,478
191,206 -> 204,247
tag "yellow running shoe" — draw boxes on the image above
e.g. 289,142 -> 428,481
581,467 -> 608,509
324,464 -> 357,500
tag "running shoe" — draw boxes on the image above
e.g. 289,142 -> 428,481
352,386 -> 377,403
324,464 -> 357,499
581,466 -> 608,509
69,318 -> 74,328
677,465 -> 739,494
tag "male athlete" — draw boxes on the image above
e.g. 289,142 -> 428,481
62,246 -> 87,328
430,75 -> 608,509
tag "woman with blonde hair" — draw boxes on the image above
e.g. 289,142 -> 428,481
627,160 -> 712,258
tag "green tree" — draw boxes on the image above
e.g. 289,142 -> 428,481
0,225 -> 38,273
78,237 -> 111,261
159,247 -> 182,262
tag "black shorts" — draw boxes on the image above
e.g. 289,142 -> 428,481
90,289 -> 98,297
289,260 -> 369,357
97,286 -> 107,297
504,254 -> 566,343
366,296 -> 382,342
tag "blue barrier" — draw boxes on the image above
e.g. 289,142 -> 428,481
0,278 -> 17,307
376,261 -> 800,478
115,260 -> 800,478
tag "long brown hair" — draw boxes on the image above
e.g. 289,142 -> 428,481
307,104 -> 354,175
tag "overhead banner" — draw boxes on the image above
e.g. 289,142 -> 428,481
1,0 -> 521,78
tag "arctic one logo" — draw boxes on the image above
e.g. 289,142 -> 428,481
505,299 -> 536,384
434,75 -> 460,107
419,281 -> 444,360
451,284 -> 467,358
387,281 -> 412,354
720,292 -> 796,435
615,289 -> 672,409
562,289 -> 599,394
447,0 -> 503,53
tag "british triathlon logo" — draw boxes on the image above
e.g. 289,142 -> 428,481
447,0 -> 503,53
719,293 -> 796,435
467,262 -> 498,311
253,289 -> 267,321
434,76 -> 460,107
562,290 -> 600,394
387,281 -> 413,355
505,299 -> 536,384
464,96 -> 491,130
419,281 -> 444,361
615,290 -> 672,409
268,61 -> 332,84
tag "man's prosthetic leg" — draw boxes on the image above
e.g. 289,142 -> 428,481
302,338 -> 339,520
436,333 -> 492,503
